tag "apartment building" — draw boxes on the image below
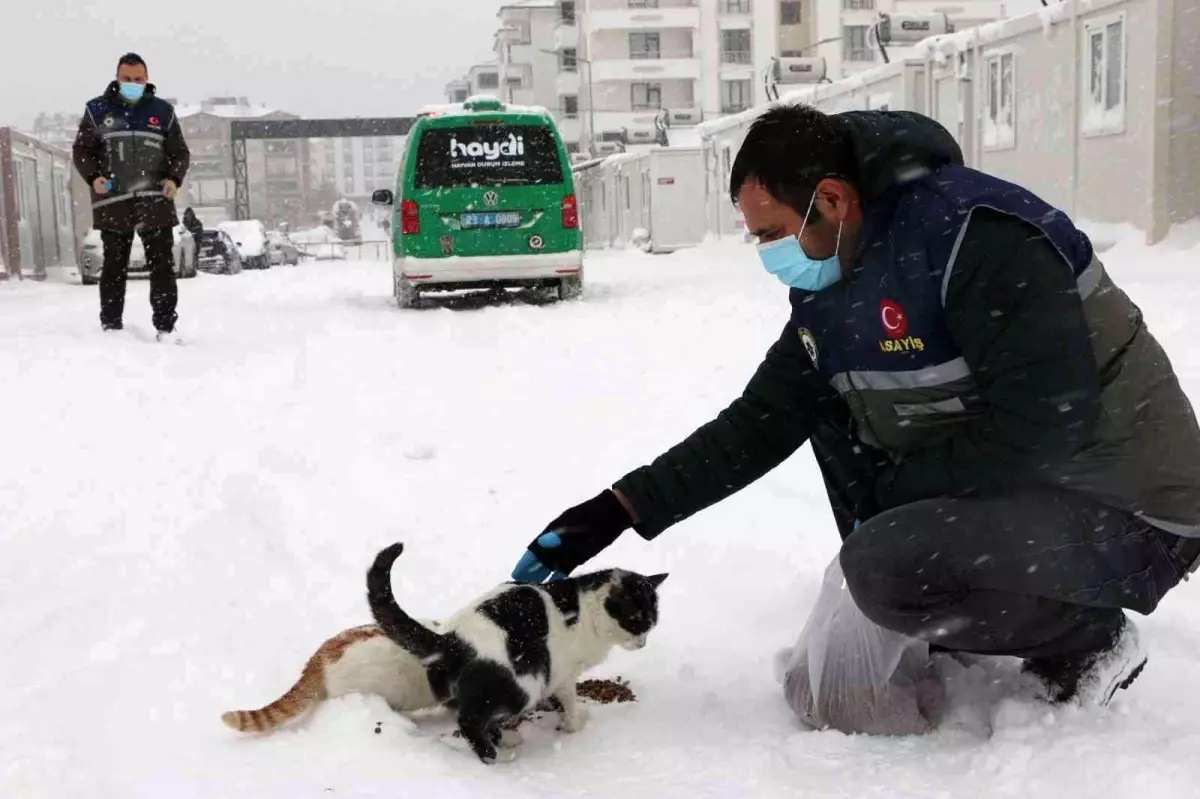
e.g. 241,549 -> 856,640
310,135 -> 406,203
175,97 -> 310,227
444,1 -> 1010,158
551,1 -> 783,154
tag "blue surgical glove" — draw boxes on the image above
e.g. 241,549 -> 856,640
511,532 -> 569,583
511,489 -> 633,583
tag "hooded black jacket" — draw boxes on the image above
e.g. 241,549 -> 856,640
73,82 -> 190,231
612,111 -> 1200,542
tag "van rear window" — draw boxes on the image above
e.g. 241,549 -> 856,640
414,125 -> 564,188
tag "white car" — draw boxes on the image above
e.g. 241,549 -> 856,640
217,220 -> 272,270
290,226 -> 347,261
79,225 -> 198,285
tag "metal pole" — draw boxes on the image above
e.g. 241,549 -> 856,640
585,57 -> 596,154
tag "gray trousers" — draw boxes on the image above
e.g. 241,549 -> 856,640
840,489 -> 1192,659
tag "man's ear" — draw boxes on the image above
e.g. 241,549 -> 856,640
815,178 -> 859,223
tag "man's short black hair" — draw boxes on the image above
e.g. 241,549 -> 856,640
729,104 -> 856,220
117,52 -> 147,73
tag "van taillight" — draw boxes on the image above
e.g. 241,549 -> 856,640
401,200 -> 420,235
562,194 -> 579,229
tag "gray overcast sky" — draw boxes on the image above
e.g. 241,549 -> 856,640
2,0 -> 505,128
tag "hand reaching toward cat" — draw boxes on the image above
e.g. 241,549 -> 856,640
512,489 -> 634,582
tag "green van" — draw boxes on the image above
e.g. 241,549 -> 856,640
372,97 -> 583,308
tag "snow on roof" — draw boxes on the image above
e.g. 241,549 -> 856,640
417,98 -> 551,118
498,0 -> 556,11
176,100 -> 277,120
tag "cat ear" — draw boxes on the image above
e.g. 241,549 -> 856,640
647,573 -> 668,588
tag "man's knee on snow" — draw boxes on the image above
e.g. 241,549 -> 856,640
839,511 -> 956,641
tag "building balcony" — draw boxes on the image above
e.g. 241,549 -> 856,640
589,57 -> 701,83
586,6 -> 701,32
556,69 -> 581,95
553,22 -> 579,50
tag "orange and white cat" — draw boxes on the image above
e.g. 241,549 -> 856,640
220,620 -> 442,733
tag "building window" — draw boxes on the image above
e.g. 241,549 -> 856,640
843,0 -> 874,8
477,72 -> 500,89
631,82 -> 663,110
561,48 -> 578,71
563,95 -> 579,118
1083,16 -> 1125,136
720,0 -> 751,12
509,21 -> 531,44
780,1 -> 801,25
561,1 -> 576,24
453,89 -> 469,102
983,52 -> 1016,150
721,29 -> 752,64
630,32 -> 661,60
721,80 -> 753,113
844,26 -> 874,61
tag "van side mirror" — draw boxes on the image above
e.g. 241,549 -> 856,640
372,189 -> 394,206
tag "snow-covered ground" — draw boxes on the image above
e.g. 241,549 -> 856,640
2,229 -> 1200,798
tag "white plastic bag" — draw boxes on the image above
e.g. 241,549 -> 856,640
777,553 -> 945,735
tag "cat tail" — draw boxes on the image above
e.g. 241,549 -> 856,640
220,658 -> 327,733
367,543 -> 444,660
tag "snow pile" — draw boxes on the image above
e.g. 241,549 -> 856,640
1,230 -> 1199,798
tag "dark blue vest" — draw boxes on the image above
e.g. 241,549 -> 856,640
85,91 -> 175,195
788,164 -> 1094,386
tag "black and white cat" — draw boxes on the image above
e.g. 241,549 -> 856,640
366,542 -> 667,764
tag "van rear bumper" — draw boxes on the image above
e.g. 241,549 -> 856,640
396,251 -> 583,284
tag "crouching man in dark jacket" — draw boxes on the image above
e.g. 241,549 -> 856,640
73,52 -> 190,338
512,104 -> 1200,718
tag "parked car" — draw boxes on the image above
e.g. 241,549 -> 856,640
217,220 -> 271,269
79,225 -> 198,285
290,226 -> 347,261
196,229 -> 244,275
267,231 -> 301,266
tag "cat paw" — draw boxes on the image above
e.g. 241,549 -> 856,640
497,728 -> 524,749
559,708 -> 590,734
489,746 -> 519,764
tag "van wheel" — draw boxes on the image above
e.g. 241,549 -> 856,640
558,274 -> 583,301
396,277 -> 419,309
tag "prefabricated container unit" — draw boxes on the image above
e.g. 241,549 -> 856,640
641,147 -> 705,253
0,128 -> 83,280
694,0 -> 1199,244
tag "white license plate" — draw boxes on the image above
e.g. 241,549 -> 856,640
461,211 -> 520,229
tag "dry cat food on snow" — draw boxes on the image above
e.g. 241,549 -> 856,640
576,677 -> 636,704
448,677 -> 637,736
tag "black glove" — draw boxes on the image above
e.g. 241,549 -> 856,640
511,489 -> 633,582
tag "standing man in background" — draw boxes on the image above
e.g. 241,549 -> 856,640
73,53 -> 190,340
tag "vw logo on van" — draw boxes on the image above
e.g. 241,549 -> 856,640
483,191 -> 499,207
